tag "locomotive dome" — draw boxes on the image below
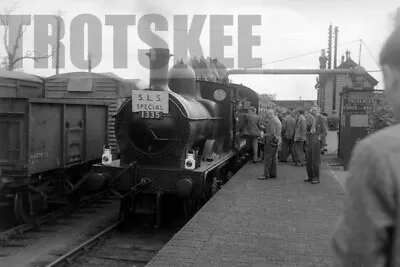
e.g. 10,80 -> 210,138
168,61 -> 196,80
168,61 -> 197,97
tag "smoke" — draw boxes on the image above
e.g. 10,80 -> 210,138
136,1 -> 172,50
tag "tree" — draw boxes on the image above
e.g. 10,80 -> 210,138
368,93 -> 397,134
0,2 -> 52,71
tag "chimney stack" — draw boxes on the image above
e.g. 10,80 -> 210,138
147,48 -> 171,91
327,24 -> 333,69
319,49 -> 328,69
345,50 -> 350,60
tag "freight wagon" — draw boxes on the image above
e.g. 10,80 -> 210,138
0,69 -> 44,98
44,72 -> 148,156
0,97 -> 109,223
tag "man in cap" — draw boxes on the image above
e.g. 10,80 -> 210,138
305,105 -> 327,184
240,106 -> 263,163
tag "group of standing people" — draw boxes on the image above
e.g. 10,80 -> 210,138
239,105 -> 327,184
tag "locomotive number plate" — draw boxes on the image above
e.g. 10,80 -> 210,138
141,111 -> 163,119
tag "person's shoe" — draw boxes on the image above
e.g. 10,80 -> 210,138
311,178 -> 320,184
304,178 -> 311,182
258,176 -> 268,180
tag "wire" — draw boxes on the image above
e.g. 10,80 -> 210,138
360,39 -> 380,69
243,39 -> 361,69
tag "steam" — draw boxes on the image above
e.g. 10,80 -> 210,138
139,1 -> 172,50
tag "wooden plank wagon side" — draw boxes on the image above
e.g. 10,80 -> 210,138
44,72 -> 148,157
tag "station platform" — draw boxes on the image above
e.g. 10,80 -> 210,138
146,158 -> 347,267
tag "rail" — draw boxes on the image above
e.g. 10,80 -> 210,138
0,190 -> 109,244
44,219 -> 123,267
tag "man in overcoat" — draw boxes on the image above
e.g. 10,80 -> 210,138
305,106 -> 327,184
280,111 -> 296,162
293,109 -> 307,167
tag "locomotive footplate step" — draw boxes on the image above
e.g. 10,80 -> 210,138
146,160 -> 346,267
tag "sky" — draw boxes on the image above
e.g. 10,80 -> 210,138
0,0 -> 398,100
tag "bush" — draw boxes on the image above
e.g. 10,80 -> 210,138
327,117 -> 339,131
368,95 -> 396,134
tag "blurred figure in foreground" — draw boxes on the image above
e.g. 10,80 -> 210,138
332,26 -> 400,266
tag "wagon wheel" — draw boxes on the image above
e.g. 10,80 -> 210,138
14,191 -> 42,224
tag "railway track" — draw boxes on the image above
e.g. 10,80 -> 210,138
0,190 -> 112,244
0,191 -> 121,267
38,197 -> 189,267
42,219 -> 182,267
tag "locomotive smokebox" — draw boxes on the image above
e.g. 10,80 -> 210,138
147,48 -> 172,91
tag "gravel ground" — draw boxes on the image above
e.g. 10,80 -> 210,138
0,199 -> 120,267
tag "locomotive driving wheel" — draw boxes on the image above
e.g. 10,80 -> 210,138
14,191 -> 42,224
205,175 -> 219,201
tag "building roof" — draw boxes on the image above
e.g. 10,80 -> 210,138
336,57 -> 378,86
0,69 -> 43,83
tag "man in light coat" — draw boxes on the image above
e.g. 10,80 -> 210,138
258,109 -> 282,180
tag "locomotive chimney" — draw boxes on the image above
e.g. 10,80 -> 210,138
147,48 -> 171,91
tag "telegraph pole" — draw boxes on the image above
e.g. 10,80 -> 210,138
396,7 -> 400,27
55,16 -> 61,74
54,10 -> 64,75
88,53 -> 92,72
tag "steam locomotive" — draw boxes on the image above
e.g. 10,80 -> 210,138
89,48 -> 266,227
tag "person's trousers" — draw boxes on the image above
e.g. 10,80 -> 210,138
280,137 -> 295,161
306,133 -> 321,180
264,142 -> 278,177
246,135 -> 259,161
293,140 -> 305,163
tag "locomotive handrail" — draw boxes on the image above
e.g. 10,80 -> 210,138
221,66 -> 367,80
148,126 -> 178,141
